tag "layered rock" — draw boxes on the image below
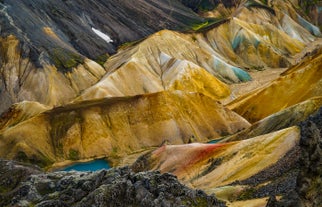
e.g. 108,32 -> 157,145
0,1 -> 321,205
132,127 -> 301,189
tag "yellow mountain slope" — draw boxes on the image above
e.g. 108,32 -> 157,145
227,52 -> 322,123
0,91 -> 250,168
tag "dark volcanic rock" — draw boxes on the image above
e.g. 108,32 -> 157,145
0,160 -> 225,207
265,108 -> 322,207
0,0 -> 204,64
178,0 -> 237,12
223,107 -> 322,206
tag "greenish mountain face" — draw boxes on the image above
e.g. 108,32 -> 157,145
0,0 -> 321,206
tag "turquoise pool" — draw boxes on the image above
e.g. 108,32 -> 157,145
62,159 -> 111,172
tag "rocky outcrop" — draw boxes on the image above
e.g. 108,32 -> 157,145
267,107 -> 322,207
0,160 -> 225,207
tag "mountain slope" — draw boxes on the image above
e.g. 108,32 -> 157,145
0,91 -> 250,168
227,52 -> 322,123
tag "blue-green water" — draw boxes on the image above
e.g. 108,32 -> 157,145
208,139 -> 221,144
62,159 -> 111,172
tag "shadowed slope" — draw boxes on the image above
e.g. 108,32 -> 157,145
0,0 -> 204,60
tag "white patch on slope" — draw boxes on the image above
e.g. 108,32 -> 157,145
92,27 -> 113,43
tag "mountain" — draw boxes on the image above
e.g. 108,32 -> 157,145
0,0 -> 322,206
0,0 -> 321,114
0,0 -> 205,114
0,91 -> 250,168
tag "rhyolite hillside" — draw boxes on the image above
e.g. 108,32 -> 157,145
0,0 -> 321,206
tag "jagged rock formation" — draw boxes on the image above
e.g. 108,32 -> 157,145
0,160 -> 225,207
0,91 -> 250,168
267,107 -> 322,207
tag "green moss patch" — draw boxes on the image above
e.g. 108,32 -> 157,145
69,149 -> 80,160
189,17 -> 229,33
49,47 -> 84,73
94,53 -> 109,66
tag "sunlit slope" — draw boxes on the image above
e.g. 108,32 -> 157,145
227,52 -> 322,123
0,91 -> 250,167
200,16 -> 305,69
220,97 -> 322,142
77,37 -> 231,100
132,127 -> 300,193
